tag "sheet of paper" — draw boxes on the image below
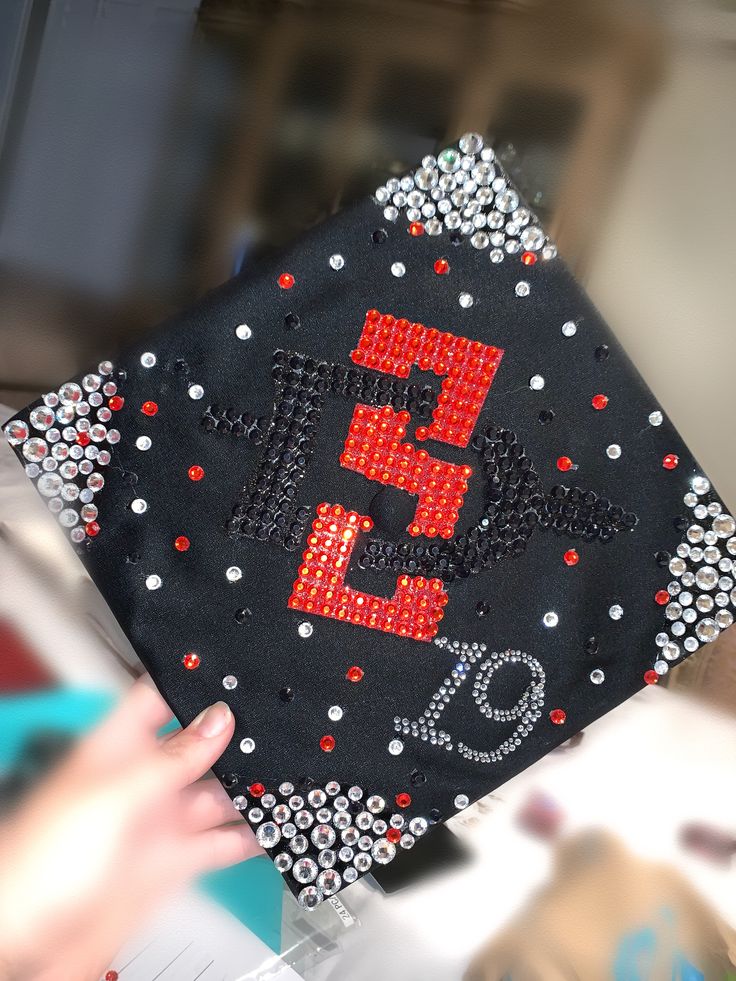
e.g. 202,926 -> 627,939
107,888 -> 303,981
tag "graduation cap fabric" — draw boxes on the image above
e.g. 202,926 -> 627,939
5,133 -> 735,909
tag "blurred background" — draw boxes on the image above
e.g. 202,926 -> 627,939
1,0 -> 735,978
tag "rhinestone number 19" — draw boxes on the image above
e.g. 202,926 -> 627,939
394,639 -> 546,764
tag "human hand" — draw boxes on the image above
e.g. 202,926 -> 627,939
0,675 -> 261,981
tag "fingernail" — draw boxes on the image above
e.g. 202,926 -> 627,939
194,701 -> 232,738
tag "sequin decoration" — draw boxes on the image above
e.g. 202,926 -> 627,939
649,482 -> 736,671
341,405 -> 472,538
350,310 -> 503,448
396,638 -> 545,764
3,362 -> 119,543
289,504 -> 448,641
374,133 -> 554,262
242,779 -> 424,906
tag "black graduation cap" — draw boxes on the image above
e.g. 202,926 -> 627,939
5,133 -> 734,908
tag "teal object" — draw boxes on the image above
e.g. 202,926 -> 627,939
0,687 -> 283,951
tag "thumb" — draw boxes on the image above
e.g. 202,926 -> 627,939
140,701 -> 235,793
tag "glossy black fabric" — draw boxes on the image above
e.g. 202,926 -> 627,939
5,182 -> 723,900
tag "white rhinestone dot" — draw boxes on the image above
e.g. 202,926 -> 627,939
188,384 -> 204,400
240,738 -> 255,754
458,292 -> 474,308
529,374 -> 545,391
561,321 -> 577,337
226,566 -> 242,582
391,262 -> 406,278
145,574 -> 162,591
298,621 -> 313,639
606,444 -> 622,460
140,352 -> 156,368
329,254 -> 344,270
235,324 -> 252,340
649,411 -> 663,426
223,675 -> 238,690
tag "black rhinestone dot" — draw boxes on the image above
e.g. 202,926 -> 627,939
655,550 -> 671,567
174,359 -> 187,372
584,636 -> 599,655
429,808 -> 442,823
279,687 -> 295,702
476,601 -> 490,617
235,607 -> 252,624
594,344 -> 610,362
125,552 -> 140,564
222,773 -> 239,789
371,228 -> 387,244
284,312 -> 300,330
410,770 -> 427,787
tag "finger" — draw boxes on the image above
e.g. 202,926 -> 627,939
113,674 -> 175,735
139,701 -> 235,793
72,675 -> 174,775
188,821 -> 262,874
179,778 -> 241,832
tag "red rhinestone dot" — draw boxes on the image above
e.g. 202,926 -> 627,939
320,735 -> 335,752
346,666 -> 364,683
591,394 -> 608,410
182,652 -> 200,670
188,465 -> 204,481
662,453 -> 679,470
141,400 -> 158,416
521,251 -> 538,266
395,792 -> 411,808
85,521 -> 100,537
557,456 -> 573,472
655,589 -> 670,605
278,272 -> 294,289
174,535 -> 190,552
409,221 -> 425,237
249,783 -> 265,798
386,827 -> 402,843
434,258 -> 450,275
549,708 -> 567,725
644,670 -> 659,685
76,432 -> 91,447
563,549 -> 579,567
108,396 -> 124,411
105,972 -> 119,981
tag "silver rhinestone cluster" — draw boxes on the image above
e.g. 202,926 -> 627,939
374,133 -> 555,263
4,363 -> 120,543
652,477 -> 736,675
395,637 -> 545,765
244,780 -> 425,909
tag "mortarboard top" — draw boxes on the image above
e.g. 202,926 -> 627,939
4,133 -> 735,907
